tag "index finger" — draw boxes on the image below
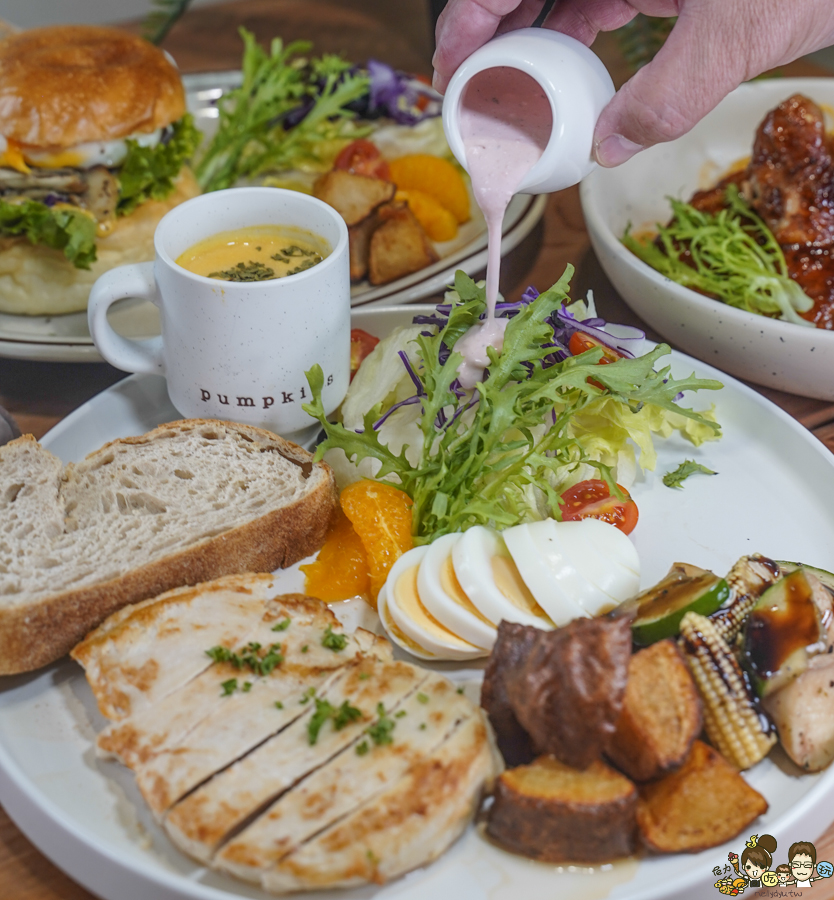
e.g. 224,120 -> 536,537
431,0 -> 524,92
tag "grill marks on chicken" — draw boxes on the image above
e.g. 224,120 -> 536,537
74,580 -> 497,894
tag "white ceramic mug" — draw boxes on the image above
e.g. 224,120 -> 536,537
88,187 -> 350,443
442,28 -> 615,195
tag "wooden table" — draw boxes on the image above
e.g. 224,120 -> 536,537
2,3 -> 834,897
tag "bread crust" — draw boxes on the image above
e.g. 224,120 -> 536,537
0,25 -> 185,147
0,420 -> 337,675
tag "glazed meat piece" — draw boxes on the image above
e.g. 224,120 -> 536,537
480,621 -> 538,766
503,615 -> 632,769
744,94 -> 834,248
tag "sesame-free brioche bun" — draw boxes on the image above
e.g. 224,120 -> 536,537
0,25 -> 186,148
0,169 -> 200,316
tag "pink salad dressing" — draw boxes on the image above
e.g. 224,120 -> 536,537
454,66 -> 552,389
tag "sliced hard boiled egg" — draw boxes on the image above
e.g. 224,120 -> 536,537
452,525 -> 554,629
550,519 -> 640,605
24,129 -> 163,170
416,532 -> 496,649
377,584 -> 437,660
384,546 -> 486,660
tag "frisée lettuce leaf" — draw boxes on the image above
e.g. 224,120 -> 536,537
304,267 -> 722,543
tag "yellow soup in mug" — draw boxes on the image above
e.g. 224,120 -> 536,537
176,225 -> 329,282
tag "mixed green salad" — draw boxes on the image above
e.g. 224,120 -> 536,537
196,28 -> 442,193
305,268 -> 722,544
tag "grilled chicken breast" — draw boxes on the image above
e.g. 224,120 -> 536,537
72,579 -> 497,894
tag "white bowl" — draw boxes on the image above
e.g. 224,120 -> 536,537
580,77 -> 834,400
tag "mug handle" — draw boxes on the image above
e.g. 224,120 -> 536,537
87,262 -> 165,375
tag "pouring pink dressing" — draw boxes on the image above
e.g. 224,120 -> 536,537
454,66 -> 552,389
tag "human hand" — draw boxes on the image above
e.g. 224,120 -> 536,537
432,0 -> 834,167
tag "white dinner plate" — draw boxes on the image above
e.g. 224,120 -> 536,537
0,72 -> 546,363
2,305 -> 834,900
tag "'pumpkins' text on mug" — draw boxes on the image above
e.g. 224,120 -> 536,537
87,187 -> 350,444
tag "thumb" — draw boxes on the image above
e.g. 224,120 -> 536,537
593,9 -> 749,167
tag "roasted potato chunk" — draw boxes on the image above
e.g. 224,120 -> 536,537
636,740 -> 768,853
607,639 -> 702,782
487,755 -> 637,863
313,170 -> 394,227
504,615 -> 632,769
348,214 -> 377,282
368,202 -> 439,285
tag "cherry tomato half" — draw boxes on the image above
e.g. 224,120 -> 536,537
568,332 -> 621,389
559,479 -> 639,535
350,328 -> 379,380
334,139 -> 391,180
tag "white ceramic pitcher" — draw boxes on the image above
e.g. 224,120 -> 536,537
442,28 -> 615,195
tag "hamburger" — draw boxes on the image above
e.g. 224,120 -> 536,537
0,25 -> 201,315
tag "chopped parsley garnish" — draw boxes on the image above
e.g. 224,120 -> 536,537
209,260 -> 277,282
308,698 -> 335,745
358,672 -> 370,680
242,681 -> 252,692
365,703 -> 396,746
416,692 -> 430,704
308,698 -> 363,744
272,617 -> 292,632
206,641 -> 283,677
301,644 -> 309,653
355,740 -> 369,756
456,687 -> 465,695
275,701 -> 284,710
419,723 -> 427,730
299,686 -> 317,704
221,678 -> 238,696
322,625 -> 348,652
662,459 -> 718,489
394,710 -> 407,719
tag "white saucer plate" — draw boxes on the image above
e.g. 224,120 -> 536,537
2,305 -> 834,900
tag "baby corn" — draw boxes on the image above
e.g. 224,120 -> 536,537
710,554 -> 780,643
679,611 -> 775,770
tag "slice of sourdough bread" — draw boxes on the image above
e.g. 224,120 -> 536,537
0,420 -> 336,674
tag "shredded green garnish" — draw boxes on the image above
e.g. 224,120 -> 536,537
419,723 -> 427,730
365,703 -> 396,746
206,641 -> 283,676
355,740 -> 369,756
299,686 -> 317,704
416,692 -> 430,704
196,29 -> 372,192
358,672 -> 370,680
662,459 -> 718,489
221,678 -> 238,696
456,687 -> 465,695
322,625 -> 349,652
394,710 -> 407,718
242,681 -> 252,693
622,187 -> 814,327
272,617 -> 291,632
275,701 -> 284,710
301,645 -> 309,653
304,267 -> 722,544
